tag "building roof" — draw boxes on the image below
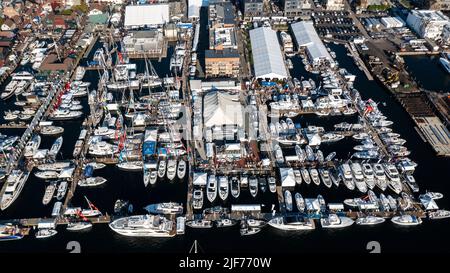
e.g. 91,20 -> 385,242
291,21 -> 332,63
203,90 -> 244,127
124,4 -> 169,27
205,48 -> 239,59
249,27 -> 288,79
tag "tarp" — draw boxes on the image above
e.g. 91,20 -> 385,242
84,165 -> 94,177
142,141 -> 156,156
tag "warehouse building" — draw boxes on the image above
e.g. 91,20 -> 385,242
291,21 -> 334,67
249,27 -> 288,80
406,10 -> 450,40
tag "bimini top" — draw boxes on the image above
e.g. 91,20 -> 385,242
203,91 -> 244,127
249,27 -> 288,80
291,21 -> 333,64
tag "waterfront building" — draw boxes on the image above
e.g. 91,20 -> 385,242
326,0 -> 345,10
280,0 -> 312,18
122,30 -> 166,58
291,21 -> 335,67
249,27 -> 288,80
406,10 -> 450,40
205,49 -> 240,78
241,0 -> 265,18
208,2 -> 238,50
124,4 -> 170,29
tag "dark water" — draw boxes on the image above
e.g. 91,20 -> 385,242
403,55 -> 450,92
1,12 -> 450,253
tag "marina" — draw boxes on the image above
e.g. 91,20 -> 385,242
0,0 -> 449,253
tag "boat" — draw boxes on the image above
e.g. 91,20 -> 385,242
439,56 -> 450,74
305,145 -> 315,161
246,218 -> 267,228
339,163 -> 355,191
268,216 -> 315,230
117,161 -> 143,172
114,199 -> 130,214
157,160 -> 166,178
75,66 -> 86,81
362,163 -> 376,190
356,215 -> 385,226
284,190 -> 293,212
249,176 -> 258,198
193,189 -> 204,209
1,170 -> 30,210
240,226 -> 261,236
259,177 -> 267,193
387,195 -> 398,211
320,214 -> 354,228
56,181 -> 67,201
351,162 -> 368,193
0,224 -> 24,241
144,202 -> 183,215
383,163 -> 402,194
424,192 -> 444,200
429,210 -> 450,220
42,183 -> 56,205
40,126 -> 64,136
391,215 -> 422,226
66,221 -> 92,231
230,177 -> 240,198
35,229 -> 58,239
78,177 -> 107,187
215,218 -> 237,228
186,219 -> 213,229
404,174 -> 419,193
373,163 -> 388,191
177,160 -> 186,179
207,174 -> 217,203
267,177 -> 276,193
24,134 -> 41,157
300,168 -> 311,184
109,215 -> 175,237
166,159 -> 177,180
319,169 -> 332,188
35,171 -> 59,180
218,176 -> 229,201
309,168 -> 320,186
49,110 -> 83,120
1,80 -> 17,100
295,193 -> 305,212
321,133 -> 344,143
49,136 -> 63,158
295,145 -> 306,162
273,144 -> 284,164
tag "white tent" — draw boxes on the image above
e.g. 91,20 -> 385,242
193,172 -> 207,186
203,91 -> 244,128
420,195 -> 439,210
249,27 -> 288,79
124,5 -> 169,28
291,21 -> 333,65
280,168 -> 296,188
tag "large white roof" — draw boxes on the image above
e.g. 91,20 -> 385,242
249,27 -> 288,79
203,91 -> 244,127
291,21 -> 332,63
124,5 -> 169,27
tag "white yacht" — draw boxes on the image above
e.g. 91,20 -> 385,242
295,193 -> 305,212
404,174 -> 419,193
35,171 -> 59,180
339,163 -> 355,190
144,202 -> 183,215
50,110 -> 83,120
356,215 -> 385,226
207,174 -> 217,203
56,181 -> 68,200
293,170 -> 302,185
284,190 -> 293,212
267,177 -> 276,193
1,170 -> 30,210
177,160 -> 186,180
273,144 -> 284,164
40,126 -> 64,136
268,216 -> 315,231
320,214 -> 354,229
351,163 -> 368,193
74,66 -> 86,81
166,159 -> 177,180
391,215 -> 422,226
35,229 -> 58,239
78,177 -> 107,187
109,215 -> 175,237
319,169 -> 332,188
117,161 -> 143,172
193,190 -> 204,209
49,136 -> 63,158
249,176 -> 258,198
157,160 -> 166,178
429,210 -> 450,220
24,135 -> 41,158
373,163 -> 388,191
309,168 -> 320,186
321,133 -> 344,143
383,163 -> 402,194
300,168 -> 311,184
218,176 -> 229,201
37,161 -> 71,172
66,221 -> 92,231
230,177 -> 240,198
42,183 -> 56,205
215,219 -> 237,228
361,163 -> 376,190
186,219 -> 213,229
